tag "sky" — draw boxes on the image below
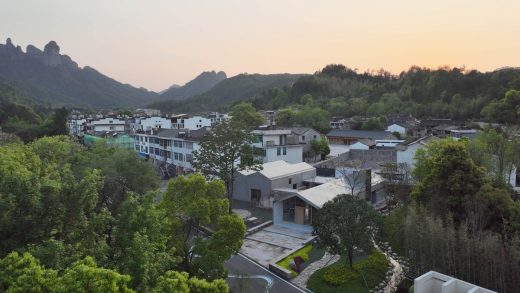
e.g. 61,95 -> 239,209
1,0 -> 520,91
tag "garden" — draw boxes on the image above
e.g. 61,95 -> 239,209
307,250 -> 391,293
275,244 -> 325,278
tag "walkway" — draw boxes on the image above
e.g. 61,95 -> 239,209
291,252 -> 340,288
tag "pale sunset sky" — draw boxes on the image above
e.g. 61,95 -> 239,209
1,0 -> 519,91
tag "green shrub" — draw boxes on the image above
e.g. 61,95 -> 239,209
276,244 -> 313,277
323,267 -> 360,286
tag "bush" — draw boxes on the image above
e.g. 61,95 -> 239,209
323,267 -> 360,286
276,244 -> 313,278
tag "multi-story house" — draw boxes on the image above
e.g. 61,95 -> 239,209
86,117 -> 126,135
68,118 -> 86,136
251,127 -> 304,164
134,127 -> 209,177
207,112 -> 231,124
171,114 -> 212,130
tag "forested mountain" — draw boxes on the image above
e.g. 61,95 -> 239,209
249,64 -> 520,122
0,38 -> 156,108
149,73 -> 305,112
158,70 -> 227,102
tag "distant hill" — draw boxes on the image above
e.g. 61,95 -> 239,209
158,71 -> 227,101
0,38 -> 157,109
150,73 -> 306,112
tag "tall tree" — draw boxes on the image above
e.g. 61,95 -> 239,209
192,120 -> 261,214
229,102 -> 265,129
313,194 -> 381,268
160,174 -> 245,279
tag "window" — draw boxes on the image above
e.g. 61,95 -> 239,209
289,178 -> 292,184
149,147 -> 154,154
109,126 -> 114,130
109,120 -> 113,123
155,148 -> 160,155
293,184 -> 297,189
174,152 -> 184,161
277,147 -> 281,156
302,136 -> 305,140
283,147 -> 287,155
135,145 -> 139,151
174,140 -> 183,148
186,154 -> 193,163
313,135 -> 317,139
185,142 -> 194,150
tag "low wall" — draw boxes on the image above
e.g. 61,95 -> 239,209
268,236 -> 317,280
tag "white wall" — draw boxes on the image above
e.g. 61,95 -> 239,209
140,116 -> 172,131
183,116 -> 212,130
265,145 -> 303,164
386,124 -> 406,136
350,141 -> 369,150
397,143 -> 423,171
92,118 -> 126,132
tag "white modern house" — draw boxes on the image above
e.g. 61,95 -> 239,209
252,127 -> 304,164
139,116 -> 172,131
414,271 -> 495,293
171,114 -> 212,130
233,160 -> 316,208
88,117 -> 126,134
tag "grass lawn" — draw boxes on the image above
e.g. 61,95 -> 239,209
307,250 -> 390,293
276,244 -> 325,278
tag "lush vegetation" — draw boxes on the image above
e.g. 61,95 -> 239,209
383,134 -> 520,293
307,251 -> 390,292
250,64 -> 520,122
0,136 -> 243,292
276,244 -> 313,278
313,194 -> 381,268
0,82 -> 68,142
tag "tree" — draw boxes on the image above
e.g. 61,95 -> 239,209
48,107 -> 69,136
275,108 -> 296,127
192,120 -> 261,214
412,139 -> 485,225
313,194 -> 381,268
310,137 -> 330,161
229,102 -> 265,129
160,174 -> 246,279
152,271 -> 227,293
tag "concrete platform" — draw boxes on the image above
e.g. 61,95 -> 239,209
240,224 -> 314,267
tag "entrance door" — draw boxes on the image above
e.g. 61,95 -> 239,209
251,189 -> 261,206
295,206 -> 305,225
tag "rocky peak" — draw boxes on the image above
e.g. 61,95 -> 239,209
44,41 -> 60,55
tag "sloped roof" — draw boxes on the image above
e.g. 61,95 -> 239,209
239,160 -> 315,180
327,129 -> 395,140
291,127 -> 316,135
294,173 -> 385,209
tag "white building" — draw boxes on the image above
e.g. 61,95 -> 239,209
396,136 -> 439,173
386,123 -> 407,136
207,112 -> 231,124
68,118 -> 86,136
272,172 -> 385,227
414,271 -> 495,293
252,128 -> 304,164
291,127 -> 321,151
233,160 -> 316,208
134,127 -> 209,177
139,116 -> 172,131
171,114 -> 212,130
88,117 -> 126,134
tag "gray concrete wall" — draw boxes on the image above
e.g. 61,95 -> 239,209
349,149 -> 397,163
233,172 -> 272,207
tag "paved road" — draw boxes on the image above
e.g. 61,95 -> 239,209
225,254 -> 307,293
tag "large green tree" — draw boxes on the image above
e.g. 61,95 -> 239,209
161,174 -> 246,280
192,120 -> 261,213
229,102 -> 265,129
313,194 -> 381,268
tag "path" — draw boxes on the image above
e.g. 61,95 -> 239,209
291,252 -> 341,288
374,242 -> 404,293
